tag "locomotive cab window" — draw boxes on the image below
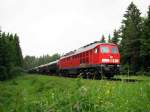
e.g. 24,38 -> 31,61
100,46 -> 109,53
94,48 -> 98,53
112,47 -> 118,53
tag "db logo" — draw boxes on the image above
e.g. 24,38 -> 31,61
110,55 -> 113,59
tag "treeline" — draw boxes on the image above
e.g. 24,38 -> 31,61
23,53 -> 60,70
0,30 -> 23,80
101,2 -> 150,75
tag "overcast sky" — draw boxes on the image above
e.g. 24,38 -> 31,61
0,0 -> 150,57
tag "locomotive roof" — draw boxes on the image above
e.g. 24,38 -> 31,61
35,60 -> 58,69
61,42 -> 116,59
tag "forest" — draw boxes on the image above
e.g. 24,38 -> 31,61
0,31 -> 23,80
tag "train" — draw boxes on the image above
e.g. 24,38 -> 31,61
29,41 -> 120,79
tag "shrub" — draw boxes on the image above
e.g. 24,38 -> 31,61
120,64 -> 135,75
144,72 -> 150,76
9,67 -> 23,78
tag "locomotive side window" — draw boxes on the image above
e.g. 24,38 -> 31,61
112,47 -> 118,53
101,46 -> 109,53
94,48 -> 98,53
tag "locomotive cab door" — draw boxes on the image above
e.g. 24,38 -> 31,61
93,47 -> 100,64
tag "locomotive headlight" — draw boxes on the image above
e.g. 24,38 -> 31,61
114,59 -> 119,63
102,59 -> 109,62
117,64 -> 120,67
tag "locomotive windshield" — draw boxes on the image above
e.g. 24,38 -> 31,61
101,46 -> 109,53
112,47 -> 118,53
100,46 -> 119,54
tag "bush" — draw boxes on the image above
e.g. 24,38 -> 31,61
0,66 -> 8,81
9,67 -> 23,78
143,72 -> 150,76
120,64 -> 138,75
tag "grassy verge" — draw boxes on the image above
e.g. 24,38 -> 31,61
0,74 -> 150,112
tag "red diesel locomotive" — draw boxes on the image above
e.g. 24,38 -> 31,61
58,41 -> 120,79
29,41 -> 120,79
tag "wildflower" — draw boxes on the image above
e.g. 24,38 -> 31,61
79,86 -> 87,96
106,89 -> 110,95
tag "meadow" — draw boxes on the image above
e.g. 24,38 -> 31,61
0,74 -> 150,112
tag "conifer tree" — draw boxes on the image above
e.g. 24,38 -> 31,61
140,6 -> 150,71
3,33 -> 14,75
108,34 -> 112,43
112,29 -> 120,45
120,2 -> 142,73
14,34 -> 23,67
1,32 -> 7,67
100,35 -> 106,43
0,29 -> 2,66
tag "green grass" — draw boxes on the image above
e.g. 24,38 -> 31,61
0,74 -> 150,112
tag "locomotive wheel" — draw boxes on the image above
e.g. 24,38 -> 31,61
78,69 -> 87,79
96,73 -> 102,80
78,72 -> 83,78
89,71 -> 95,80
104,72 -> 114,79
86,72 -> 91,79
89,69 -> 101,80
94,70 -> 102,80
58,70 -> 62,77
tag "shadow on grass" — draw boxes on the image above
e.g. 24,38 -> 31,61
106,77 -> 143,82
40,73 -> 144,83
